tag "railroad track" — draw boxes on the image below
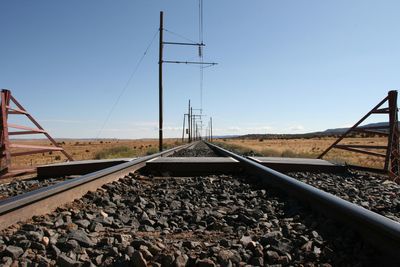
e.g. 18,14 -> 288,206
0,141 -> 399,266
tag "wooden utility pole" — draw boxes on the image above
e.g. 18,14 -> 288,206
158,11 -> 164,152
188,100 -> 191,143
181,114 -> 186,143
190,107 -> 193,141
210,117 -> 213,142
158,11 -> 216,148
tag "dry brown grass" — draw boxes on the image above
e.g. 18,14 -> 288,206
5,136 -> 388,171
217,136 -> 387,169
8,139 -> 182,169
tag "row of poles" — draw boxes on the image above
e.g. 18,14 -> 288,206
158,11 -> 217,151
181,99 -> 213,143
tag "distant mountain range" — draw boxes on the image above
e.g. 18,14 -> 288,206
228,122 -> 390,140
322,122 -> 391,134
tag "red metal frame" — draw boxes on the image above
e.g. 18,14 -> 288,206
319,90 -> 400,182
0,89 -> 73,178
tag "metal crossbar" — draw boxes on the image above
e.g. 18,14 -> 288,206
318,90 -> 400,182
0,89 -> 73,179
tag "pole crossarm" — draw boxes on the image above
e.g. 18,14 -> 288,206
162,60 -> 217,66
163,41 -> 205,46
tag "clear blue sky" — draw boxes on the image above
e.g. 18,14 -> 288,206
1,0 -> 399,138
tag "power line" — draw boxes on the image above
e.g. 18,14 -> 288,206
199,0 -> 204,113
94,29 -> 159,140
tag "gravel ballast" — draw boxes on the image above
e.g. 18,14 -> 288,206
289,170 -> 400,222
0,177 -> 73,201
170,142 -> 219,157
0,173 -> 381,266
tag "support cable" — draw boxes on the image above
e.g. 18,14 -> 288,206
164,28 -> 197,44
95,29 -> 159,140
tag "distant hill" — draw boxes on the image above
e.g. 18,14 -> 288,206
212,135 -> 241,139
224,122 -> 391,140
323,122 -> 391,134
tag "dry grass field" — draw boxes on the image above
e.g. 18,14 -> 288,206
7,139 -> 182,169
4,136 -> 388,171
217,136 -> 387,169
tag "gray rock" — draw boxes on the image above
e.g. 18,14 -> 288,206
197,258 -> 216,267
139,246 -> 153,260
126,246 -> 135,257
57,253 -> 82,267
27,231 -> 43,242
68,230 -> 94,247
174,254 -> 188,267
160,253 -> 175,267
4,245 -> 24,259
266,250 -> 280,264
217,250 -> 234,267
250,256 -> 264,266
1,257 -> 12,266
131,239 -> 148,249
75,220 -> 90,228
131,251 -> 147,267
37,255 -> 51,266
239,235 -> 252,246
66,239 -> 81,252
31,241 -> 46,251
51,244 -> 61,257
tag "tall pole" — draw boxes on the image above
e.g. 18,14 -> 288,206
190,107 -> 193,142
158,11 -> 164,152
181,114 -> 186,143
386,90 -> 399,177
210,117 -> 213,142
188,100 -> 191,143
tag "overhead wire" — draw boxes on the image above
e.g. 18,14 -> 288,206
199,0 -> 205,138
199,0 -> 204,113
94,29 -> 159,140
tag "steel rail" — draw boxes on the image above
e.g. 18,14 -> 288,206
0,142 -> 194,230
205,141 -> 400,261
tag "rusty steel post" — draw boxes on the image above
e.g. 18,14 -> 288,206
386,91 -> 400,179
0,90 -> 11,173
